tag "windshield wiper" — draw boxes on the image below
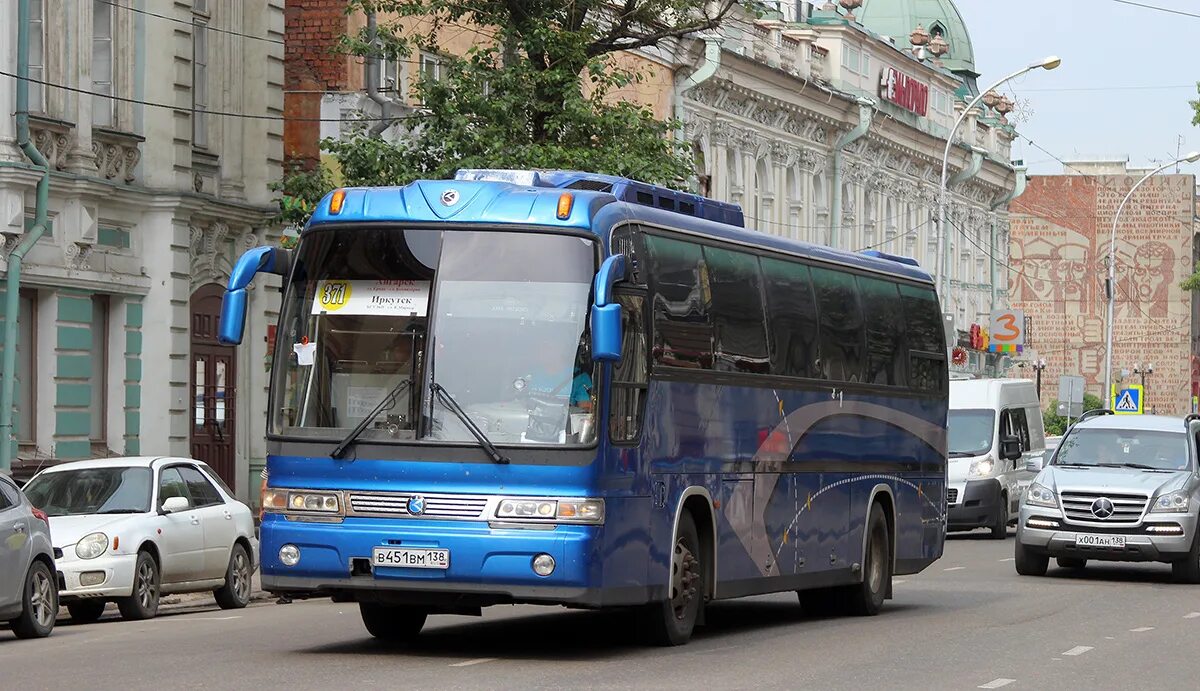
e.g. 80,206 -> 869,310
330,380 -> 412,460
948,451 -> 977,458
1099,462 -> 1170,471
95,509 -> 144,514
430,382 -> 509,464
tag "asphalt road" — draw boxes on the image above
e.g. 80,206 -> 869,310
5,529 -> 1199,690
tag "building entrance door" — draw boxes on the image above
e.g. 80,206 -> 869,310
190,284 -> 236,488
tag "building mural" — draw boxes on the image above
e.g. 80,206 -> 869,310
1010,172 -> 1198,413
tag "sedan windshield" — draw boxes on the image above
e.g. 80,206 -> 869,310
23,467 -> 153,517
1054,429 -> 1190,471
948,409 -> 995,457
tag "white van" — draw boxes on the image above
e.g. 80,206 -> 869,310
947,379 -> 1046,538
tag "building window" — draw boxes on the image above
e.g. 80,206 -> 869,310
17,290 -> 37,443
89,295 -> 109,444
840,45 -> 869,77
419,52 -> 444,82
92,0 -> 116,127
28,0 -> 46,113
192,5 -> 210,147
932,89 -> 951,116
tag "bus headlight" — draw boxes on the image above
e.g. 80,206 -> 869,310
494,497 -> 604,524
263,489 -> 342,514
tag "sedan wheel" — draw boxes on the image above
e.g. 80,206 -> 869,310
117,551 -> 160,621
215,543 -> 253,609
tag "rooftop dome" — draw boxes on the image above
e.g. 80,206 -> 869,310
857,0 -> 977,78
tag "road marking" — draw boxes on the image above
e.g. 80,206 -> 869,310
998,557 -> 1015,562
978,678 -> 1016,689
1062,646 -> 1093,656
1104,637 -> 1115,640
450,658 -> 498,667
1184,612 -> 1200,619
1130,627 -> 1155,633
160,615 -> 242,622
893,579 -> 907,584
944,566 -> 966,571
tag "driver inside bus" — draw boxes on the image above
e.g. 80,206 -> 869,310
526,347 -> 593,413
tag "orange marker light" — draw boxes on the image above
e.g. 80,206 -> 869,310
329,189 -> 347,215
556,193 -> 574,220
112,536 -> 120,550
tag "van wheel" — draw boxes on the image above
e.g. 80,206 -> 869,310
11,561 -> 57,639
1171,530 -> 1200,584
1014,540 -> 1048,576
642,511 -> 704,646
990,496 -> 1009,539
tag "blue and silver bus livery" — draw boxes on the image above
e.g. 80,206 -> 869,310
220,169 -> 948,646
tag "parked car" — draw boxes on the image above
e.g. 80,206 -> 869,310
21,457 -> 258,622
1016,411 -> 1200,581
1,471 -> 58,638
947,379 -> 1047,538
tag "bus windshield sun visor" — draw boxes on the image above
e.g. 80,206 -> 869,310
329,379 -> 413,460
430,382 -> 509,464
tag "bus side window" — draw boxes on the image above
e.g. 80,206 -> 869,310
610,292 -> 648,443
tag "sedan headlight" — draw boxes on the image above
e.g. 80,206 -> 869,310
1026,483 -> 1058,508
969,457 -> 995,478
1151,490 -> 1190,513
262,489 -> 341,514
75,532 -> 109,560
494,497 -> 605,524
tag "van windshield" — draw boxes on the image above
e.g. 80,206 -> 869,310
948,409 -> 995,457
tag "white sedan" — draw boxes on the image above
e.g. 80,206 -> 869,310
21,457 -> 258,622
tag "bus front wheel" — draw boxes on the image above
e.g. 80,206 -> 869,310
359,603 -> 427,642
642,511 -> 704,646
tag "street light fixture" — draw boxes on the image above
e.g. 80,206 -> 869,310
1133,362 -> 1154,412
1032,358 -> 1047,400
1101,151 -> 1200,404
935,56 -> 1062,316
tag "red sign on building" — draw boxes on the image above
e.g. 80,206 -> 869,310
879,67 -> 929,117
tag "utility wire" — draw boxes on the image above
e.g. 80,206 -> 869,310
1111,0 -> 1200,19
0,70 -> 433,124
96,0 -> 285,45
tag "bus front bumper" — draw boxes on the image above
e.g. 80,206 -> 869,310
259,515 -> 647,608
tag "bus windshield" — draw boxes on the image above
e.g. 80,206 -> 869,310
270,226 -> 598,448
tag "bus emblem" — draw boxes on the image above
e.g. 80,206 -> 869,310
407,495 -> 427,515
440,189 -> 460,206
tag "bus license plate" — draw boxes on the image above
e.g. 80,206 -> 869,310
1075,534 -> 1126,549
372,547 -> 450,569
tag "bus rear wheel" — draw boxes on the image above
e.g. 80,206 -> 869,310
359,603 -> 427,642
642,511 -> 704,646
843,503 -> 891,616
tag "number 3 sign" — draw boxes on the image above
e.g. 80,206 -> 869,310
988,309 -> 1024,353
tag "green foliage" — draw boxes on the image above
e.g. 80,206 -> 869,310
1042,393 -> 1104,436
305,0 -> 741,195
271,162 -> 335,226
1181,260 -> 1200,292
1192,82 -> 1200,126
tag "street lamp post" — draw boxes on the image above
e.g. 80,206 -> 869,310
1101,151 -> 1200,405
1133,362 -> 1153,411
1032,358 -> 1047,400
935,56 -> 1061,310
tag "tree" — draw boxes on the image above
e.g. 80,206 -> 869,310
280,0 -> 744,217
1042,393 -> 1103,436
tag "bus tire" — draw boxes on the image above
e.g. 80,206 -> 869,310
843,502 -> 890,616
359,603 -> 426,642
642,511 -> 703,646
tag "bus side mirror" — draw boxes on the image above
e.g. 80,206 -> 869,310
219,246 -> 293,346
590,254 -> 626,363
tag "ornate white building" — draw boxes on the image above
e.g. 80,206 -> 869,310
0,0 -> 284,498
679,0 -> 1023,335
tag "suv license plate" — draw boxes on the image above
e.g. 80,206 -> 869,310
1075,534 -> 1127,549
372,547 -> 450,569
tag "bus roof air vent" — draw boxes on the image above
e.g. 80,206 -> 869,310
860,249 -> 922,267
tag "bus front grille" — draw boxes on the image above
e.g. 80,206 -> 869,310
347,492 -> 490,520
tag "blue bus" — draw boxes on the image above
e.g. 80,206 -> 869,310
219,169 -> 948,646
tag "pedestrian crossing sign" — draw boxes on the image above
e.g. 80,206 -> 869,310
1112,385 -> 1143,415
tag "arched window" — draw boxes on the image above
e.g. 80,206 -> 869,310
692,141 -> 710,197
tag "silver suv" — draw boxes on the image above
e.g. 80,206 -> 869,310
1015,411 -> 1200,582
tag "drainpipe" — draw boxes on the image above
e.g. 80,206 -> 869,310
941,144 -> 986,316
830,97 -> 874,248
674,35 -> 722,193
988,164 -> 1027,312
366,11 -> 400,137
1,0 -> 52,472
